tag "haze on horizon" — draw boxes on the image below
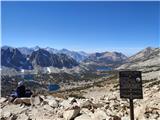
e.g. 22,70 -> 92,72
1,1 -> 159,56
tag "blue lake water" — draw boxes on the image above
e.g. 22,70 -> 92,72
48,84 -> 60,91
96,66 -> 112,71
18,74 -> 60,91
24,74 -> 34,80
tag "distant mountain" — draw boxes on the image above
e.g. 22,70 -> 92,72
125,47 -> 158,62
30,49 -> 79,68
1,46 -> 128,70
117,47 -> 160,70
18,47 -> 34,56
44,47 -> 58,54
17,46 -> 89,62
84,51 -> 127,68
1,46 -> 79,71
1,47 -> 33,70
58,49 -> 89,62
1,45 -> 14,50
117,47 -> 160,81
18,46 -> 41,56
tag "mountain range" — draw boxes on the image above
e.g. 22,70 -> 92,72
1,47 -> 33,70
18,46 -> 88,62
1,46 -> 79,71
84,51 -> 127,68
30,49 -> 79,68
117,47 -> 160,71
117,47 -> 160,81
1,46 -> 159,76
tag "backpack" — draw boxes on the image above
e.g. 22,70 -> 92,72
25,89 -> 33,97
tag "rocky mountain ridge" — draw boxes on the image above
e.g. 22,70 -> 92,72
83,51 -> 128,68
1,47 -> 33,70
1,46 -> 159,76
86,51 -> 127,63
18,46 -> 89,62
1,47 -> 79,70
30,49 -> 79,68
117,47 -> 160,80
1,46 -> 129,75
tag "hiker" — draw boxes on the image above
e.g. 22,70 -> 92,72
9,81 -> 25,102
9,81 -> 32,103
16,81 -> 26,98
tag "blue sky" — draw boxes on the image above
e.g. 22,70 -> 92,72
1,1 -> 159,55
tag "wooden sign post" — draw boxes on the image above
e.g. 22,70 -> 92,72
119,71 -> 143,120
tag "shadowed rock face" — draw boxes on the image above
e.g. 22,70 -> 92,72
30,49 -> 79,68
1,47 -> 33,70
18,47 -> 34,56
1,47 -> 79,70
30,49 -> 53,67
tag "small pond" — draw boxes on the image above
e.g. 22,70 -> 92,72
96,66 -> 112,71
48,84 -> 60,91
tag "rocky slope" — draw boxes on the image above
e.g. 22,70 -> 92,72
117,47 -> 160,80
1,76 -> 160,120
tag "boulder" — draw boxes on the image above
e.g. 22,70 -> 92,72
121,116 -> 130,120
39,95 -> 45,100
60,100 -> 71,109
80,100 -> 93,109
16,113 -> 29,120
57,109 -> 64,118
63,106 -> 80,120
9,114 -> 18,120
44,104 -> 53,111
2,111 -> 11,118
92,109 -> 110,120
111,115 -> 121,120
48,99 -> 59,108
80,108 -> 92,115
21,98 -> 31,105
75,114 -> 91,120
108,94 -> 117,101
13,98 -> 31,105
46,95 -> 55,100
31,95 -> 43,106
13,98 -> 23,104
144,107 -> 160,120
0,97 -> 7,103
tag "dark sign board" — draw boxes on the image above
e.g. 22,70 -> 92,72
119,71 -> 143,99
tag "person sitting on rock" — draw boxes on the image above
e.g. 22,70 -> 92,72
16,81 -> 26,98
9,81 -> 26,102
